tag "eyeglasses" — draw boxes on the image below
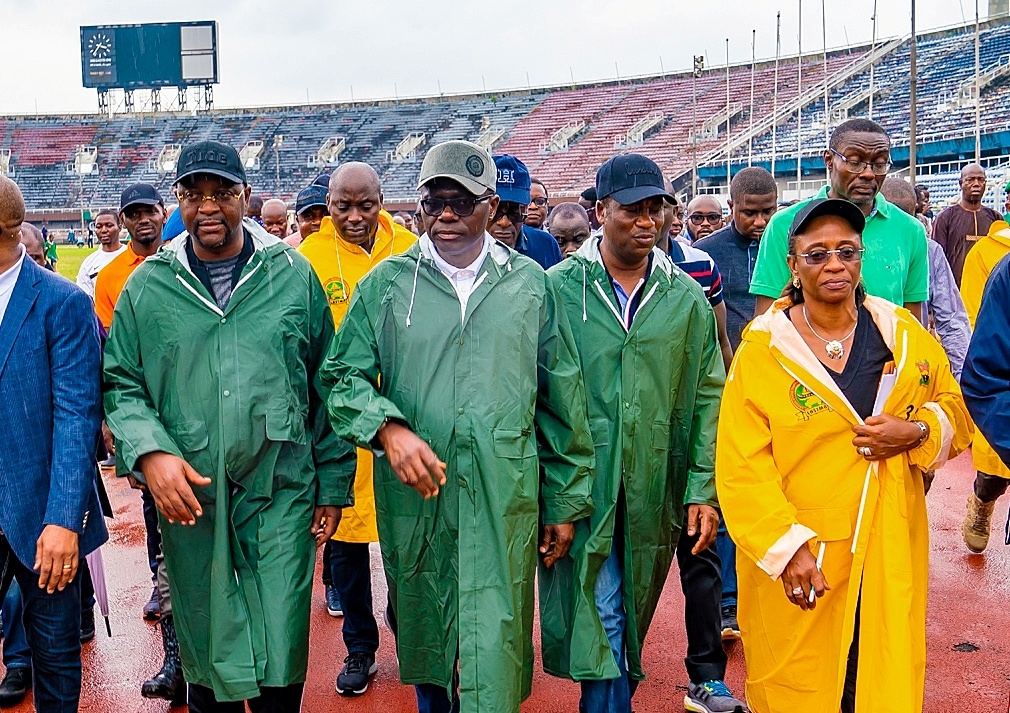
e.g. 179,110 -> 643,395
793,247 -> 864,265
830,149 -> 892,176
688,213 -> 722,225
493,203 -> 527,223
177,189 -> 243,207
529,197 -> 549,207
419,195 -> 493,218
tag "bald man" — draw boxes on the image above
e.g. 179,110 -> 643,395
260,199 -> 290,239
684,195 -> 724,242
297,161 -> 415,696
0,176 -> 107,711
932,163 -> 1002,285
548,202 -> 592,258
19,223 -> 48,269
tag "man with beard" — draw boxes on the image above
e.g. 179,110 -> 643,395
489,155 -> 562,269
76,211 -> 125,297
750,118 -> 928,321
260,199 -> 291,240
94,185 -> 167,330
685,196 -> 724,243
104,140 -> 354,711
931,163 -> 1001,286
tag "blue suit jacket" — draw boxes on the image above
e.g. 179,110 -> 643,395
0,258 -> 108,569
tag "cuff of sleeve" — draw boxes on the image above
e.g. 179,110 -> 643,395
756,524 -> 818,580
916,402 -> 954,470
541,494 -> 593,526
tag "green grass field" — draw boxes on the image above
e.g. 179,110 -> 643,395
51,245 -> 89,283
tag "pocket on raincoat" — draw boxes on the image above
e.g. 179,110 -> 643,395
492,428 -> 538,513
651,422 -> 671,450
265,407 -> 309,446
170,420 -> 209,455
794,507 -> 851,542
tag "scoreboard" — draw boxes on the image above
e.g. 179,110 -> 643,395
81,21 -> 218,90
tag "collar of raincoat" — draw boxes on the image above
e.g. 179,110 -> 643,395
987,221 -> 1010,249
162,217 -> 283,275
417,231 -> 513,270
573,233 -> 675,279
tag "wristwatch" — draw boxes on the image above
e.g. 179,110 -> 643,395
912,420 -> 929,447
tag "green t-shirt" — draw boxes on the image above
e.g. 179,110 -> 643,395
749,186 -> 929,306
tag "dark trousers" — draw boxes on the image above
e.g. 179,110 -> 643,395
187,682 -> 304,713
141,489 -> 161,581
0,534 -> 82,712
840,600 -> 861,713
328,541 -> 379,655
415,663 -> 459,713
675,523 -> 728,684
321,540 -> 333,587
975,470 -> 1009,503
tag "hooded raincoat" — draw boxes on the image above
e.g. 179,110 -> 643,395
322,235 -> 595,712
539,238 -> 724,682
716,296 -> 972,713
103,220 -> 356,702
298,211 -> 416,543
959,221 -> 1010,480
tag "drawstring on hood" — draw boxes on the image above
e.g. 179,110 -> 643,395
581,263 -> 588,322
405,257 -> 421,327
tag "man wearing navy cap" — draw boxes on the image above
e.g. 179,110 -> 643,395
490,154 -> 563,269
103,139 -> 355,712
541,154 -> 744,713
286,184 -> 328,247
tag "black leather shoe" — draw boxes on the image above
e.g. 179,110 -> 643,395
80,607 -> 96,643
0,667 -> 31,707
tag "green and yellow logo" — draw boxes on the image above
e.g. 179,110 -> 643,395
324,277 -> 348,304
789,380 -> 832,421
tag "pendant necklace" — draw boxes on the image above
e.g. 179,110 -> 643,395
802,305 -> 857,360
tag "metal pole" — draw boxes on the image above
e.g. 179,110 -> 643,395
869,0 -> 877,119
910,0 -> 917,188
975,0 -> 981,162
749,29 -> 756,165
692,65 -> 699,196
773,12 -> 781,177
726,38 -> 732,189
797,0 -> 804,199
822,0 -> 830,145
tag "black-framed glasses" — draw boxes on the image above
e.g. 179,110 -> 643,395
529,197 -> 549,207
830,149 -> 891,176
688,212 -> 722,225
419,194 -> 493,218
493,202 -> 528,223
793,247 -> 864,265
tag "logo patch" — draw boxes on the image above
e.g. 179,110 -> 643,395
789,380 -> 832,421
465,154 -> 485,177
324,277 -> 348,304
916,360 -> 930,386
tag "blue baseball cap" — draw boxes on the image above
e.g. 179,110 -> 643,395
596,154 -> 672,206
295,185 -> 328,215
492,154 -> 532,205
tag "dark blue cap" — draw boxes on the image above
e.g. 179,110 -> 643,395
788,198 -> 865,238
295,185 -> 328,216
313,173 -> 331,189
596,154 -> 672,206
492,154 -> 532,204
175,140 -> 247,185
120,183 -> 163,211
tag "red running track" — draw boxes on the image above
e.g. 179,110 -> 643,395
3,450 -> 1008,712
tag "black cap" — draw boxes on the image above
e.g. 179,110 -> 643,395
120,183 -> 163,211
295,185 -> 328,216
175,140 -> 247,185
788,198 -> 866,238
596,154 -> 673,206
313,173 -> 331,189
580,186 -> 597,202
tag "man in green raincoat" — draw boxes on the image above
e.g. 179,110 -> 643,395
322,139 -> 595,713
539,154 -> 727,713
103,141 -> 355,712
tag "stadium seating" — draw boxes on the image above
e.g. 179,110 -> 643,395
4,18 -> 1010,211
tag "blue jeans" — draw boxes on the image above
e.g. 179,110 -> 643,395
715,520 -> 737,607
0,534 -> 83,712
2,579 -> 31,671
415,663 -> 459,713
579,542 -> 633,713
328,541 -> 379,656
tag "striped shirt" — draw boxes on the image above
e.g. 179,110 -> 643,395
666,241 -> 724,307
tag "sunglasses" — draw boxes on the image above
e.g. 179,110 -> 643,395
420,195 -> 493,218
793,247 -> 864,265
688,213 -> 722,225
493,203 -> 528,223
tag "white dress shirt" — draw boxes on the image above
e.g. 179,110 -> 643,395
0,244 -> 27,326
425,234 -> 492,321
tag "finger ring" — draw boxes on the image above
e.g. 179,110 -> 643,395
62,564 -> 73,570
791,587 -> 804,596
858,446 -> 872,456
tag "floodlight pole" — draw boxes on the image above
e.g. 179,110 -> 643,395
772,12 -> 781,177
909,0 -> 917,188
797,0 -> 803,200
975,0 -> 981,162
749,29 -> 756,165
726,38 -> 731,190
869,0 -> 877,119
822,0 -> 829,145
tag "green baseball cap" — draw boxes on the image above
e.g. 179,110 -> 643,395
417,140 -> 497,196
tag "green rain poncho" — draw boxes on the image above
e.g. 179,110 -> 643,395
103,221 -> 355,701
322,235 -> 595,712
539,238 -> 725,683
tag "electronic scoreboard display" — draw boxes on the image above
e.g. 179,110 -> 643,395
81,21 -> 218,89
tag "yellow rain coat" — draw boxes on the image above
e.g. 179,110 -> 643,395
959,221 -> 1010,480
299,211 -> 416,542
716,295 -> 972,713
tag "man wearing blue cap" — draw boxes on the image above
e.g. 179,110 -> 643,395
286,184 -> 328,247
541,154 -> 745,713
490,154 -> 563,269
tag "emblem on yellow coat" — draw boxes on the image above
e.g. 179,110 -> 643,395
916,360 -> 930,386
789,380 -> 831,421
324,277 -> 348,304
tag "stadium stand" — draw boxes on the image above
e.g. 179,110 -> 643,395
4,17 -> 1010,213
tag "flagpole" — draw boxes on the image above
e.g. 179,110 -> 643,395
822,0 -> 829,145
772,12 -> 781,177
909,0 -> 917,188
749,29 -> 756,165
797,0 -> 803,199
726,38 -> 732,189
869,0 -> 877,119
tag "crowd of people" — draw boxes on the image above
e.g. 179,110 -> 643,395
0,114 -> 1006,713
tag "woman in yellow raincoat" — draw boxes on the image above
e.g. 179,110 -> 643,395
717,198 -> 972,713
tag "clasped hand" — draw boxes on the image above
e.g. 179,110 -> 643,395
852,414 -> 923,461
